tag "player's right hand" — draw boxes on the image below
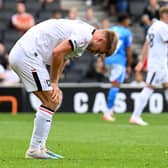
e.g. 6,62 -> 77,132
135,62 -> 143,72
51,83 -> 62,105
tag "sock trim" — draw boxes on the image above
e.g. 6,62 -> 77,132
40,106 -> 54,115
40,105 -> 55,112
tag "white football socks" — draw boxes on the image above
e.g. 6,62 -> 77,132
132,87 -> 154,119
29,105 -> 54,151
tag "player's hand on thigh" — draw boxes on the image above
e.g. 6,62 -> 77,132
55,89 -> 63,106
57,89 -> 63,105
51,83 -> 62,105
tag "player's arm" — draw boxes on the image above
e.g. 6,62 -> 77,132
140,41 -> 148,63
126,46 -> 133,76
126,46 -> 132,66
135,41 -> 148,72
126,32 -> 133,76
51,39 -> 72,84
51,26 -> 90,83
50,39 -> 72,102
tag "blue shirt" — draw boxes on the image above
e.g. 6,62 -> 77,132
105,25 -> 132,67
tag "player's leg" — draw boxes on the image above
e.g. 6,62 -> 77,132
103,65 -> 125,121
9,44 -> 63,159
130,86 -> 153,125
25,71 -> 64,159
103,82 -> 119,121
130,71 -> 157,126
27,90 -> 63,159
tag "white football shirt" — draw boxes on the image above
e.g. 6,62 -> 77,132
146,20 -> 168,71
17,19 -> 95,65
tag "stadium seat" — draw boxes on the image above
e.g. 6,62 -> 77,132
77,52 -> 93,63
0,10 -> 13,23
129,0 -> 146,21
45,2 -> 60,11
0,21 -> 7,32
63,69 -> 84,82
4,29 -> 21,52
73,63 -> 89,73
4,0 -> 16,12
5,41 -> 15,53
26,1 -> 40,15
4,29 -> 21,42
38,11 -> 52,21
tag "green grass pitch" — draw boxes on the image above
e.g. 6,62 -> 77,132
1,113 -> 168,168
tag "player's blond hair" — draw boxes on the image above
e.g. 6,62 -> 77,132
160,6 -> 168,17
103,30 -> 118,56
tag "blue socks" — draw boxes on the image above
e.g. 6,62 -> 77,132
107,87 -> 119,110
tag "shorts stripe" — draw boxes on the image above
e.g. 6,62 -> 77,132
149,72 -> 156,84
32,71 -> 42,91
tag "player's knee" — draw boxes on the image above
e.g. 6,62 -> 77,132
46,97 -> 62,112
42,95 -> 61,109
51,93 -> 63,106
34,91 -> 62,111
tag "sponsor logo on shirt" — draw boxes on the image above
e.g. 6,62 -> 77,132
46,80 -> 51,87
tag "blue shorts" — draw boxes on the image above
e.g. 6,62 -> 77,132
105,64 -> 126,83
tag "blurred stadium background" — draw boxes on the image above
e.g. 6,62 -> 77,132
1,1 -> 168,168
0,0 -> 167,114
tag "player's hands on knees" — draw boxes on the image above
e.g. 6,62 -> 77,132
51,83 -> 62,105
135,62 -> 143,72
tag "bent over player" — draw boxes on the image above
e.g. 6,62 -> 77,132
130,6 -> 168,126
9,19 -> 118,159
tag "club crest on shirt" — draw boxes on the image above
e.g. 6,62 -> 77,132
79,39 -> 88,47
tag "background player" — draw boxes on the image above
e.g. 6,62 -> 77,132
102,14 -> 133,121
130,6 -> 168,126
9,19 -> 118,159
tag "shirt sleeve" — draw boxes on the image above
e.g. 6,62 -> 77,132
69,27 -> 93,51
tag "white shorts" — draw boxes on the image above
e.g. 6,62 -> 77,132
105,64 -> 126,83
9,43 -> 52,92
146,69 -> 168,86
